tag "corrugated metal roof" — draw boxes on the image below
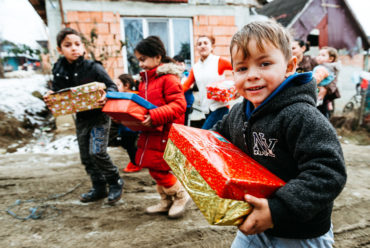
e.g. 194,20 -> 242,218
256,0 -> 309,27
256,0 -> 369,51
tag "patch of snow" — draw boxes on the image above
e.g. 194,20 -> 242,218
15,135 -> 78,154
85,231 -> 101,238
0,74 -> 49,125
5,70 -> 36,78
32,233 -> 42,240
352,192 -> 361,197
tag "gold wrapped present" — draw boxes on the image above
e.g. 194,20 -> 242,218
164,124 -> 285,226
47,82 -> 106,117
164,139 -> 251,226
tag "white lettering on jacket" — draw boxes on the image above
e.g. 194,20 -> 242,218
253,132 -> 278,157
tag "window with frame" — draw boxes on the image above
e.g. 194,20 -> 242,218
121,17 -> 193,75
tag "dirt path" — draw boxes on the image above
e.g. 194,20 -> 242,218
0,143 -> 369,247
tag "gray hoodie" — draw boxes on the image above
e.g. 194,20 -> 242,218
212,72 -> 346,239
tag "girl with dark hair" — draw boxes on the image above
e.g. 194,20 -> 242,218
133,36 -> 190,218
292,39 -> 317,73
114,74 -> 140,173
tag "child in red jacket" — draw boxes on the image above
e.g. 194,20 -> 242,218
134,36 -> 189,218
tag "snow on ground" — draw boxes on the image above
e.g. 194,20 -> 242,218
15,134 -> 79,154
0,72 -> 49,125
0,72 -> 79,155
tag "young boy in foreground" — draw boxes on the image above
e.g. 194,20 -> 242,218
212,21 -> 346,247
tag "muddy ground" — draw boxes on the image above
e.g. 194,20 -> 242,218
0,124 -> 369,248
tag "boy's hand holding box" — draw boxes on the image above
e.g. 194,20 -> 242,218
163,124 -> 285,225
46,82 -> 106,117
206,80 -> 238,102
102,92 -> 163,132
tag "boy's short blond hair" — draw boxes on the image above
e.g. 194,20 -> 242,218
230,20 -> 293,62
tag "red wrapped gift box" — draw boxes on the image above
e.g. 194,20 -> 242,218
206,80 -> 237,103
102,92 -> 162,132
167,124 -> 285,201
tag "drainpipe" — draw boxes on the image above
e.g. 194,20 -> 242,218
58,0 -> 66,27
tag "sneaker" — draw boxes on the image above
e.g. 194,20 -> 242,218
123,162 -> 141,173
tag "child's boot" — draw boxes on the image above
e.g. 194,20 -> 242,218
146,185 -> 173,214
123,162 -> 141,173
106,175 -> 124,205
80,180 -> 107,203
163,181 -> 190,218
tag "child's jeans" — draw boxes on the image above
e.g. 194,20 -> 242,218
76,114 -> 119,182
231,225 -> 334,248
202,106 -> 229,130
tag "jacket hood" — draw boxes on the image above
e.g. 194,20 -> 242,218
323,61 -> 341,75
245,72 -> 316,120
139,63 -> 183,82
139,63 -> 183,81
156,63 -> 183,77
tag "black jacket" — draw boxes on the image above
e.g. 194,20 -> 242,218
51,56 -> 118,120
212,73 -> 346,239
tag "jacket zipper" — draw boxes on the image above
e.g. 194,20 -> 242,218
139,71 -> 149,166
243,118 -> 253,156
144,71 -> 148,100
139,136 -> 149,166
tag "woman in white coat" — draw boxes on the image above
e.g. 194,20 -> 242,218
182,35 -> 233,129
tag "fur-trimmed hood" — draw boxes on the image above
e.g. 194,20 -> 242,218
138,63 -> 184,82
156,63 -> 184,78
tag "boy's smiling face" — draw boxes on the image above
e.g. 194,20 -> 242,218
57,34 -> 85,63
232,39 -> 296,108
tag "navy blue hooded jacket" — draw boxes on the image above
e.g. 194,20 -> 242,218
212,72 -> 346,239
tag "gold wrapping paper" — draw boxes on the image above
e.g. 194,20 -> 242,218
164,139 -> 251,226
47,82 -> 106,117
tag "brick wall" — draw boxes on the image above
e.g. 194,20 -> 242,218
63,12 -> 238,78
66,11 -> 124,81
193,15 -> 238,62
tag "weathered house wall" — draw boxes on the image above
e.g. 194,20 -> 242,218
45,0 -> 257,79
66,11 -> 124,79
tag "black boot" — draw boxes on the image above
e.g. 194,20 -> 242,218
80,181 -> 108,203
107,176 -> 124,205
